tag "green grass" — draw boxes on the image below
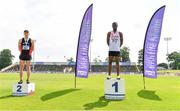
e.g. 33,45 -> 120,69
0,73 -> 180,111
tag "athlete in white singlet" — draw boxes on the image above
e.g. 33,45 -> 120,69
107,22 -> 123,79
109,31 -> 121,52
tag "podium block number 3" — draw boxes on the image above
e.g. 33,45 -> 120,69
112,82 -> 118,92
17,85 -> 22,92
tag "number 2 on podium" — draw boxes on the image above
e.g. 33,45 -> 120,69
17,85 -> 22,92
112,82 -> 118,92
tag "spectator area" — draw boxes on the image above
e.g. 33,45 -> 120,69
1,62 -> 139,73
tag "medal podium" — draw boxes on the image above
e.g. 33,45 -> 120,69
12,83 -> 35,96
104,78 -> 125,100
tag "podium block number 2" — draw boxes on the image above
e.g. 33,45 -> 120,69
112,82 -> 118,92
17,85 -> 22,92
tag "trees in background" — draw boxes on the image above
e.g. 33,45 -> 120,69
68,57 -> 74,62
158,63 -> 168,69
167,51 -> 180,70
93,56 -> 102,63
137,49 -> 180,70
120,46 -> 130,62
0,49 -> 14,70
137,49 -> 143,71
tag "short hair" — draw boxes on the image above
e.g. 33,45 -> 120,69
112,22 -> 118,26
24,30 -> 29,33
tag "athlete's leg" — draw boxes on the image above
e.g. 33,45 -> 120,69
115,56 -> 120,76
108,56 -> 113,76
19,60 -> 25,83
26,61 -> 31,82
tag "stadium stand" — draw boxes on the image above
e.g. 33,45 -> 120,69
1,62 -> 139,73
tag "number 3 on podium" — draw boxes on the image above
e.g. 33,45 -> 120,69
112,82 -> 118,92
17,85 -> 22,92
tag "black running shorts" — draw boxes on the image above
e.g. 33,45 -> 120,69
19,54 -> 32,61
109,51 -> 120,57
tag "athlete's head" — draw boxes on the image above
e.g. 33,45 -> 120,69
24,30 -> 29,38
112,22 -> 118,32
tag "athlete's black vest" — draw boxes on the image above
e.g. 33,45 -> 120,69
21,38 -> 31,54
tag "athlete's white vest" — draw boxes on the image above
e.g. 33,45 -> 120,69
109,31 -> 121,51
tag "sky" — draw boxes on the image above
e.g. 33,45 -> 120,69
0,0 -> 179,63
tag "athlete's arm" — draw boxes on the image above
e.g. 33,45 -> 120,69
18,39 -> 22,52
31,40 -> 35,51
119,32 -> 123,47
107,32 -> 111,46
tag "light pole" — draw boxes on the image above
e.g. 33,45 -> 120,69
164,37 -> 172,69
89,39 -> 93,72
32,40 -> 36,72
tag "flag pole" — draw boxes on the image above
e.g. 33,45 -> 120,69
74,67 -> 77,88
74,75 -> 77,88
143,75 -> 146,89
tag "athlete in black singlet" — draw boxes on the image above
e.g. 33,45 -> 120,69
18,30 -> 34,84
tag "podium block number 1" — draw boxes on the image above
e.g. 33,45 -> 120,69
112,82 -> 118,92
17,85 -> 22,92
